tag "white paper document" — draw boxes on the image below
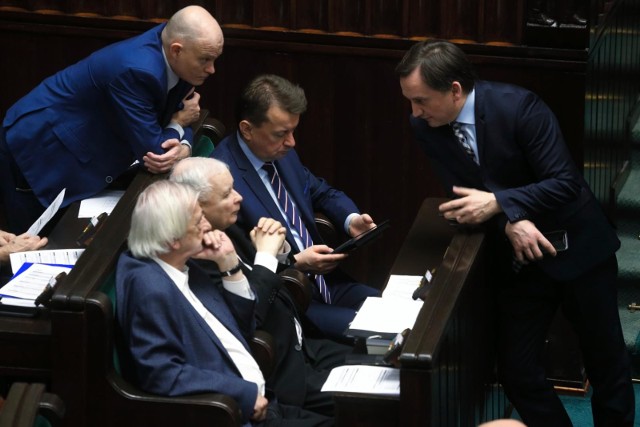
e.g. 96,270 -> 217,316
0,263 -> 72,301
27,188 -> 66,236
9,249 -> 85,274
382,275 -> 423,300
78,190 -> 124,218
321,365 -> 400,396
349,296 -> 423,334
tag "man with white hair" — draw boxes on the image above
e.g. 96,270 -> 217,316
116,180 -> 332,426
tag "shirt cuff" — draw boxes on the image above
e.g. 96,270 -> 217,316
221,277 -> 254,299
344,213 -> 359,234
254,251 -> 279,273
167,121 -> 185,139
276,241 -> 291,265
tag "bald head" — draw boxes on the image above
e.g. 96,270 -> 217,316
162,6 -> 224,86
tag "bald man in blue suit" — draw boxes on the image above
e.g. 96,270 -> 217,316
0,5 -> 223,233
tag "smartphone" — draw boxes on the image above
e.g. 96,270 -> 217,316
543,230 -> 568,252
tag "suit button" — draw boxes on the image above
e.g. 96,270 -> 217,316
105,176 -> 113,184
295,344 -> 302,351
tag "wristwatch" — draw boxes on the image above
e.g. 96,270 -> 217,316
220,263 -> 242,277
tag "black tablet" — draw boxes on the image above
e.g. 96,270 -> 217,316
331,219 -> 390,254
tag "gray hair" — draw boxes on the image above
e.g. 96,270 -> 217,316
169,157 -> 230,203
128,180 -> 199,259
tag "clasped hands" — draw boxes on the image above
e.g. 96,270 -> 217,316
438,186 -> 557,264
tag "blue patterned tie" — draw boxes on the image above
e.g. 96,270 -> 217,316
262,162 -> 331,303
452,122 -> 478,163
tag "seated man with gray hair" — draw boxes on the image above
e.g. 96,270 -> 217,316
116,180 -> 332,426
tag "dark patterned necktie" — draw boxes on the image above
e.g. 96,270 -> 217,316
262,162 -> 331,303
452,122 -> 478,163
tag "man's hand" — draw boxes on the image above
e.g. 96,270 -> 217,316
0,233 -> 48,263
194,230 -> 239,271
348,213 -> 375,237
293,245 -> 347,274
251,394 -> 268,422
143,138 -> 190,174
438,186 -> 502,225
505,219 -> 557,264
0,230 -> 15,246
171,89 -> 201,127
250,217 -> 286,256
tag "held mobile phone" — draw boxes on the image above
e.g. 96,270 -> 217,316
542,230 -> 568,252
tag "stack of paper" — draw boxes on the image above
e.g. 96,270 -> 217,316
0,263 -> 72,306
346,275 -> 424,339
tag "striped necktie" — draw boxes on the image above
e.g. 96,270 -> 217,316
262,162 -> 331,304
452,122 -> 478,164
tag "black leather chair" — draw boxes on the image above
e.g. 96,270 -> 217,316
0,382 -> 65,427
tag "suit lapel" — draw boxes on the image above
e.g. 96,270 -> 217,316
229,137 -> 301,246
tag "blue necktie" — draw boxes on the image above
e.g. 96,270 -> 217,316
262,162 -> 331,304
452,122 -> 478,163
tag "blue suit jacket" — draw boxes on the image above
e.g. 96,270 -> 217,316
410,80 -> 619,281
213,133 -> 359,251
116,252 -> 258,425
2,24 -> 193,208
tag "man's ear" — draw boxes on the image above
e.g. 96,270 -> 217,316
239,120 -> 252,141
451,81 -> 463,99
168,42 -> 183,59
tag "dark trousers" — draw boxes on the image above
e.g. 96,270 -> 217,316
497,255 -> 635,427
0,127 -> 46,234
306,270 -> 381,340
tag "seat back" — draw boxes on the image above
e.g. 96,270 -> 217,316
82,275 -> 243,427
192,115 -> 226,157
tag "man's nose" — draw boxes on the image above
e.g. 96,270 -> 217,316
284,133 -> 296,147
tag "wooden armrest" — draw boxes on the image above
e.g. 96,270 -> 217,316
280,267 -> 313,313
0,382 -> 65,427
250,330 -> 275,379
315,212 -> 341,248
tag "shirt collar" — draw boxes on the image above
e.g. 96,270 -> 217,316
162,47 -> 180,92
152,256 -> 189,290
455,88 -> 476,126
237,131 -> 268,171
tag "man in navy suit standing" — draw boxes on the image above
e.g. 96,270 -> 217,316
213,74 -> 381,341
0,5 -> 223,233
396,40 -> 634,426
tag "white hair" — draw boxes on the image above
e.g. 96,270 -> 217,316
128,180 -> 199,259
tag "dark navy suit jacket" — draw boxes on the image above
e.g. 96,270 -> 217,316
213,133 -> 359,253
3,23 -> 193,208
410,80 -> 619,281
116,252 -> 257,425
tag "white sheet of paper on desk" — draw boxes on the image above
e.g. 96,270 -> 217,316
382,275 -> 422,300
321,365 -> 400,396
349,296 -> 423,334
9,249 -> 85,274
0,263 -> 72,301
78,190 -> 124,218
26,188 -> 66,236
